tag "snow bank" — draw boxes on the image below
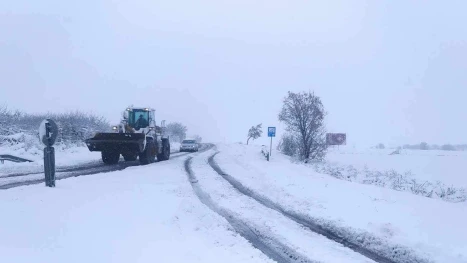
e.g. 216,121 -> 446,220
215,144 -> 467,263
0,132 -> 43,159
170,142 -> 181,153
0,132 -> 102,176
0,158 -> 272,263
0,132 -> 99,162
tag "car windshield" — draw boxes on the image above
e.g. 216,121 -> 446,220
183,140 -> 196,144
128,110 -> 149,129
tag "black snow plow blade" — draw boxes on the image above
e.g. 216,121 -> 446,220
85,133 -> 145,153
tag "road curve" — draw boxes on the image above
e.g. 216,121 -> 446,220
0,143 -> 214,190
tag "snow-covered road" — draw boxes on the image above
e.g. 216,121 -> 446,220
0,152 -> 272,263
187,149 -> 377,263
0,146 -> 205,190
0,142 -> 184,178
1,143 -> 462,263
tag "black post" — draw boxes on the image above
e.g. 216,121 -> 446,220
44,146 -> 55,187
43,122 -> 56,187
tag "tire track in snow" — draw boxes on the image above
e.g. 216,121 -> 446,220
184,156 -> 315,263
1,151 -> 190,179
208,152 -> 411,263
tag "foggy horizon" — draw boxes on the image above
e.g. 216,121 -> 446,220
2,0 -> 466,148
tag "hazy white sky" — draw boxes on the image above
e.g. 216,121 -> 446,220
1,0 -> 466,147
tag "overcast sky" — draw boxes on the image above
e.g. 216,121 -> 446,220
1,0 -> 466,147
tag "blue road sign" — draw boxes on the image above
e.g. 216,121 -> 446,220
268,127 -> 276,137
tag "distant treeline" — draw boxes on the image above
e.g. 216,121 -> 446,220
402,143 -> 467,151
375,142 -> 467,151
0,105 -> 110,144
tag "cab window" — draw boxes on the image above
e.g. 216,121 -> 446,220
128,110 -> 149,129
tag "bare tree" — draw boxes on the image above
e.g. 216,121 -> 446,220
166,122 -> 187,142
278,91 -> 327,160
247,123 -> 263,145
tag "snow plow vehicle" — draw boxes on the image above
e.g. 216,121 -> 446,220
85,107 -> 170,165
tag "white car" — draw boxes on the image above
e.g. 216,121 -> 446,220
179,139 -> 199,152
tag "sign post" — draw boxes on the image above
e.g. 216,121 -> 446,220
267,127 -> 276,159
39,119 -> 58,187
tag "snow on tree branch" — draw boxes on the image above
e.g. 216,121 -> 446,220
247,124 -> 263,145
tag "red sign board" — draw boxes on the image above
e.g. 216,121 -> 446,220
326,133 -> 346,145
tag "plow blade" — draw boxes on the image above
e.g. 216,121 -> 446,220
85,133 -> 145,153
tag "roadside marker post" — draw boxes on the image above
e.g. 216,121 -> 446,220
267,127 -> 276,160
39,119 -> 58,187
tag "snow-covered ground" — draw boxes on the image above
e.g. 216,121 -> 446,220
2,142 -> 466,262
0,156 -> 272,263
0,145 -> 102,175
325,147 -> 467,188
0,134 -> 182,176
0,132 -> 102,174
215,144 -> 467,263
315,147 -> 467,203
190,150 -> 375,263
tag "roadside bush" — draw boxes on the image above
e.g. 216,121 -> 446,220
277,133 -> 299,157
0,106 -> 110,148
260,145 -> 269,160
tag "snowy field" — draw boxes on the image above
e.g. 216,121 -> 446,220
325,147 -> 467,188
0,156 -> 272,263
215,144 -> 467,263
